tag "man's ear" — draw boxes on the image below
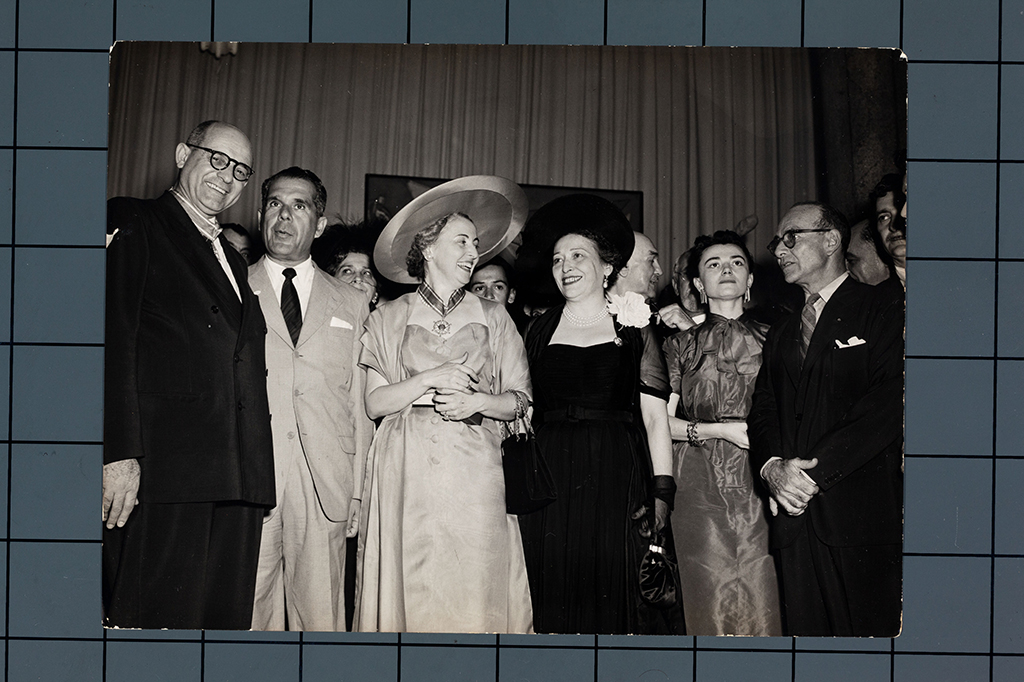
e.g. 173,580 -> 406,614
507,288 -> 516,305
174,143 -> 191,169
823,229 -> 842,255
315,216 -> 327,239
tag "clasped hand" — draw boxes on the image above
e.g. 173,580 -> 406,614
763,457 -> 819,517
422,353 -> 480,421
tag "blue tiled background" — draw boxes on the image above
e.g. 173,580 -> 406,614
1,0 -> 1016,679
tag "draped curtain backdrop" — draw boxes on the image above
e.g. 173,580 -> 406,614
108,42 -> 819,273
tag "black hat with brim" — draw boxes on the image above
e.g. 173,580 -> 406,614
515,193 -> 635,302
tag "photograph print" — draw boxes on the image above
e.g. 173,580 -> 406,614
102,41 -> 906,637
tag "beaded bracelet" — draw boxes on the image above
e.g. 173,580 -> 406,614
686,419 -> 706,447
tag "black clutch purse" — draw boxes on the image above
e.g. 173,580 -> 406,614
639,531 -> 681,609
501,391 -> 557,515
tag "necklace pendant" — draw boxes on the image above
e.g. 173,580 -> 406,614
432,318 -> 452,337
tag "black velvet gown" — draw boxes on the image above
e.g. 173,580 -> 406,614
519,306 -> 679,635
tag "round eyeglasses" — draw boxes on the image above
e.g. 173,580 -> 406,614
766,228 -> 831,255
187,144 -> 254,182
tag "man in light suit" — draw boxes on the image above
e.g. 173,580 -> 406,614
103,121 -> 275,629
749,202 -> 904,637
249,167 -> 371,631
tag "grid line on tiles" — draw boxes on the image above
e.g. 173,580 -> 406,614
7,538 -> 100,545
603,0 -> 608,46
5,2 -> 19,682
790,634 -> 796,682
702,0 -> 707,46
990,5 -> 1004,680
2,342 -> 106,348
308,0 -> 313,43
0,146 -> 108,151
210,1 -> 216,42
907,453 -> 1024,461
505,0 -> 510,44
9,440 -> 103,446
0,245 -> 106,250
905,355 -> 1023,361
406,0 -> 411,44
899,0 -> 904,50
0,48 -> 109,54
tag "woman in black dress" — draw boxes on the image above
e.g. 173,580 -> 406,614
516,194 -> 677,635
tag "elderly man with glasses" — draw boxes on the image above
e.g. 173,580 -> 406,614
748,201 -> 904,637
103,120 -> 276,629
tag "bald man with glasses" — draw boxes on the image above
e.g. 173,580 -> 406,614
748,202 -> 904,637
103,120 -> 276,629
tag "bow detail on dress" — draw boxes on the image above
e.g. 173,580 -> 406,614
698,314 -> 765,375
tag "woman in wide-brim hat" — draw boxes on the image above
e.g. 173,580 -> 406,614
516,193 -> 678,635
353,175 -> 534,634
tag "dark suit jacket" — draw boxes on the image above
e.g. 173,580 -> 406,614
105,191 -> 275,506
748,276 -> 904,549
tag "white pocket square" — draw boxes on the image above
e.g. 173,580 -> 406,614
330,317 -> 354,330
835,336 -> 866,348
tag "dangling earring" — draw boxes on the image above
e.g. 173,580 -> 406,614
743,288 -> 751,303
698,287 -> 707,305
603,274 -> 609,289
371,291 -> 380,306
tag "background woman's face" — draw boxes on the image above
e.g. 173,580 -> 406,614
696,243 -> 751,301
551,233 -> 612,300
335,251 -> 378,300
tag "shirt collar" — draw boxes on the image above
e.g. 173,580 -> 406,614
170,187 -> 222,241
812,272 -> 848,305
263,256 -> 314,279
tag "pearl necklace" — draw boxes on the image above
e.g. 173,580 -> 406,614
563,305 -> 609,327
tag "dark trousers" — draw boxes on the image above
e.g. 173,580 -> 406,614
777,522 -> 901,637
104,499 -> 265,630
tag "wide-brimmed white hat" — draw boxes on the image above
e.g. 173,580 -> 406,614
374,175 -> 529,284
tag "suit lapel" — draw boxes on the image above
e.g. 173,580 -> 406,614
779,314 -> 802,388
249,260 -> 293,347
297,266 -> 337,347
157,192 -> 243,327
802,278 -> 857,374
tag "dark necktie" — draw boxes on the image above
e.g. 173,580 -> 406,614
281,267 -> 302,346
800,292 -> 821,362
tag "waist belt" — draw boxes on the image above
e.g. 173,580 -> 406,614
410,404 -> 483,426
543,405 -> 634,423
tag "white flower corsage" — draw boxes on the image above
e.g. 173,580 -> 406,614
606,291 -> 652,328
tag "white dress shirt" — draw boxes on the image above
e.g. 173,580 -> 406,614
170,188 -> 242,302
262,256 -> 315,318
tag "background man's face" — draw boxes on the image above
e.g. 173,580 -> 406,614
260,177 -> 326,265
223,229 -> 253,264
175,124 -> 252,218
845,222 -> 889,286
875,190 -> 906,265
468,264 -> 515,305
619,233 -> 663,298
